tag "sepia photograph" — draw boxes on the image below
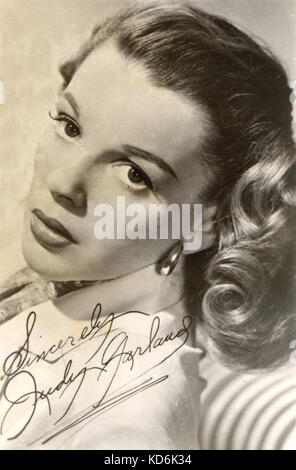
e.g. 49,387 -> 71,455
0,0 -> 295,451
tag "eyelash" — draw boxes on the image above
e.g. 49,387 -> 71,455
49,111 -> 81,138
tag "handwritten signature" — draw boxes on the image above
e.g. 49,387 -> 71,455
0,303 -> 192,445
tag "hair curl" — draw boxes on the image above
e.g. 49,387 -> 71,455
59,2 -> 296,371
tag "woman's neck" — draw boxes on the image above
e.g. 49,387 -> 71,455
53,259 -> 186,321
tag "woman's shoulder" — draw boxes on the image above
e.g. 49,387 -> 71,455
0,267 -> 96,326
0,267 -> 57,325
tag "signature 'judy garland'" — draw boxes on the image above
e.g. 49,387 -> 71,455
0,303 -> 192,445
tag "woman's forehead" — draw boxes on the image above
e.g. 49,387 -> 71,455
70,44 -> 208,125
64,42 -> 212,187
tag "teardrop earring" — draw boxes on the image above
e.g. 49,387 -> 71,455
160,241 -> 183,276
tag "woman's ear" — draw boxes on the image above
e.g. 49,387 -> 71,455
182,205 -> 217,255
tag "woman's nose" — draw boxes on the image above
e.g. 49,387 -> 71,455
46,167 -> 87,213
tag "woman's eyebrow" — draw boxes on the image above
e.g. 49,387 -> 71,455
62,91 -> 80,118
122,144 -> 178,180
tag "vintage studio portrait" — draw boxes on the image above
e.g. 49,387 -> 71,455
0,0 -> 295,450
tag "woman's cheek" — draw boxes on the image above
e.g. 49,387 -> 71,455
86,179 -> 159,245
35,125 -> 81,173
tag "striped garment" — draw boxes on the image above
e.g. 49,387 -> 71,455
199,355 -> 296,450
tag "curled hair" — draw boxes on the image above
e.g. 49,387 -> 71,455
59,2 -> 296,370
202,134 -> 296,371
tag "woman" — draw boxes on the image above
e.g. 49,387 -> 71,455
0,2 -> 295,450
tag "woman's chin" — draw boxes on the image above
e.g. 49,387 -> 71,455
21,236 -> 101,282
21,230 -> 66,280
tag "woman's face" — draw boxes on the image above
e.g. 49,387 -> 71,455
22,42 -> 212,281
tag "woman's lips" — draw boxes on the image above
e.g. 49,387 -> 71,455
30,208 -> 77,249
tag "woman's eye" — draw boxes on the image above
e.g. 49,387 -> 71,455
112,163 -> 153,191
49,111 -> 81,138
63,120 -> 80,138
